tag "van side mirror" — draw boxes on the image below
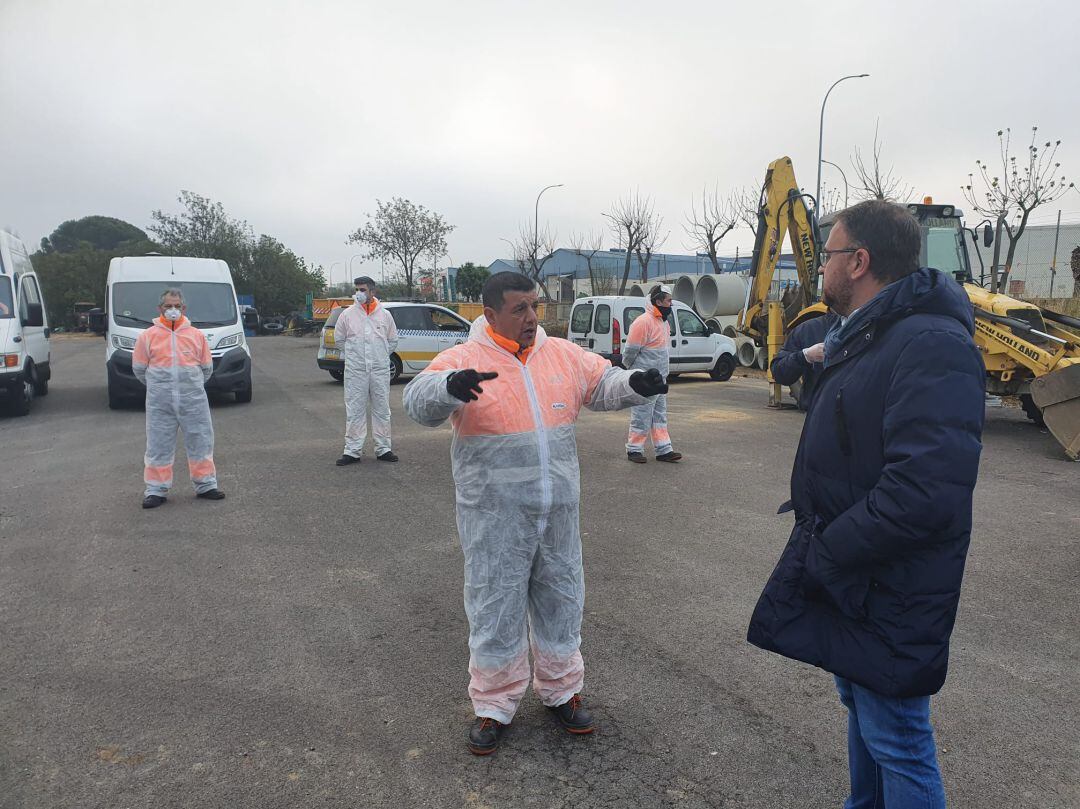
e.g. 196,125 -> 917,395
23,302 -> 44,328
89,309 -> 106,334
983,224 -> 993,248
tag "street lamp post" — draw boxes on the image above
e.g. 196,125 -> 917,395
348,254 -> 365,284
816,74 -> 869,215
821,159 -> 850,208
328,261 -> 344,288
534,184 -> 563,298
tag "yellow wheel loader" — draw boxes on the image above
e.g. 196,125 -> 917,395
739,156 -> 1080,460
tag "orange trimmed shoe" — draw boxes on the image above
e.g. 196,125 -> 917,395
467,717 -> 505,755
548,694 -> 595,734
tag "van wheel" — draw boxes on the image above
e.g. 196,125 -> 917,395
9,373 -> 34,416
330,369 -> 344,382
710,355 -> 736,382
389,354 -> 403,383
33,373 -> 49,396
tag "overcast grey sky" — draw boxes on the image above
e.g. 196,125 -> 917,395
3,0 -> 1079,285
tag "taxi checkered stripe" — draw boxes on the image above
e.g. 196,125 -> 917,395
396,329 -> 463,338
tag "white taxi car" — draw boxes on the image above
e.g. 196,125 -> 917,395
317,301 -> 472,382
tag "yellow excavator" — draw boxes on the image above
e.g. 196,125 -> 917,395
738,156 -> 1080,460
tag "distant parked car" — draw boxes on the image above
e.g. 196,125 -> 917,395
318,301 -> 471,382
567,295 -> 737,381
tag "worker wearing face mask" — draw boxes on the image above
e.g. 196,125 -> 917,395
623,285 -> 681,463
132,287 -> 224,509
334,276 -> 400,465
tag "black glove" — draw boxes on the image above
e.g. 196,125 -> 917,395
446,369 -> 499,402
629,368 -> 668,397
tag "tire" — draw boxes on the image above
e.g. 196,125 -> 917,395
1020,393 -> 1045,427
710,355 -> 736,382
33,374 -> 48,396
8,369 -> 34,416
235,383 -> 253,403
389,354 -> 403,383
329,369 -> 344,382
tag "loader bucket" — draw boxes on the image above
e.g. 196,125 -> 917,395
1030,364 -> 1080,460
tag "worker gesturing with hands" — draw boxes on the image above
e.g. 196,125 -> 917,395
404,271 -> 665,756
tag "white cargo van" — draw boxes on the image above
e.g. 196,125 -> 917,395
0,231 -> 51,416
101,256 -> 252,408
567,296 -> 737,381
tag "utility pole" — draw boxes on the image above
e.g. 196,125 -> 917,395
1050,209 -> 1062,298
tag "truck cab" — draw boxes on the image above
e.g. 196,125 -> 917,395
102,256 -> 253,408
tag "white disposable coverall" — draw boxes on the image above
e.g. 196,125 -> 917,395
132,316 -> 217,496
623,302 -> 673,455
403,317 -> 647,723
335,300 -> 398,458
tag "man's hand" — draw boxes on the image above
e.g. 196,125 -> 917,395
629,368 -> 668,397
802,343 -> 826,364
447,370 -> 499,402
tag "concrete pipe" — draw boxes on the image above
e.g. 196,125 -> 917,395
695,273 -> 748,318
736,336 -> 757,367
628,284 -> 646,297
755,347 -> 769,370
721,324 -> 738,338
672,275 -> 697,306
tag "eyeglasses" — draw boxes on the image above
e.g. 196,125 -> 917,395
819,247 -> 862,265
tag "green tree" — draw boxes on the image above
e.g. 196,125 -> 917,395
455,262 -> 489,302
40,216 -> 150,254
149,191 -> 323,315
346,198 -> 454,297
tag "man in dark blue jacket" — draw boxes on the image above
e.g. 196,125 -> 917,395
769,311 -> 839,411
747,200 -> 985,809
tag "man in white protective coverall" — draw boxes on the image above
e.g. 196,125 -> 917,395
334,276 -> 399,465
404,271 -> 669,755
133,287 -> 225,509
624,284 -> 681,464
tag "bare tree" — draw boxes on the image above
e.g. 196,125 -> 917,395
851,121 -> 914,202
510,221 -> 556,300
684,186 -> 738,273
570,230 -> 614,295
963,126 -> 1074,292
1071,245 -> 1080,297
346,198 -> 454,297
603,191 -> 657,294
819,181 -> 846,217
635,210 -> 668,284
732,185 -> 761,236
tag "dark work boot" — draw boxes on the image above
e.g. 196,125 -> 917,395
548,694 -> 595,734
656,451 -> 683,463
467,717 -> 505,755
335,454 -> 361,466
142,495 -> 166,509
376,451 -> 399,462
627,451 -> 647,464
196,489 -> 226,500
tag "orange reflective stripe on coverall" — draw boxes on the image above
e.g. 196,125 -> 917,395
403,318 -> 647,724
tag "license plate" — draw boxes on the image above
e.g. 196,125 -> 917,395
573,338 -> 589,346
324,350 -> 339,359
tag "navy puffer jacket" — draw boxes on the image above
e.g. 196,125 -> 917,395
747,267 -> 985,697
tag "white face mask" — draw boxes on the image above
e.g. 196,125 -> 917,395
163,306 -> 182,321
354,291 -> 368,304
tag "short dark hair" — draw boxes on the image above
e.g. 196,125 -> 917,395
834,200 -> 921,284
354,276 -> 376,289
482,271 -> 535,310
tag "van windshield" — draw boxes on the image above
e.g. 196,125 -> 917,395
0,277 -> 12,319
112,282 -> 238,328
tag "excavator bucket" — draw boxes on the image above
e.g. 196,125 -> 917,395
1030,364 -> 1080,460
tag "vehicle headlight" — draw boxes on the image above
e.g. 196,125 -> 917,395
216,333 -> 243,349
112,334 -> 136,350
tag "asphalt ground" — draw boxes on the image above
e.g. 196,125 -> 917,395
1,334 -> 1077,809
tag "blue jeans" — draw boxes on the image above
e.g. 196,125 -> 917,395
834,677 -> 946,809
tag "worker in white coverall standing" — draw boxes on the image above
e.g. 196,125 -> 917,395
334,276 -> 399,465
404,271 -> 669,756
624,284 -> 681,464
132,287 -> 225,509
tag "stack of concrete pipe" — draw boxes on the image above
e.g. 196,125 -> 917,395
693,274 -> 748,318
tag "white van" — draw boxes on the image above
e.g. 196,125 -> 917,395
0,231 -> 51,416
567,296 -> 737,381
102,256 -> 252,408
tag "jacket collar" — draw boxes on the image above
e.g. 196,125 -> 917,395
154,315 -> 191,331
468,315 -> 547,361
